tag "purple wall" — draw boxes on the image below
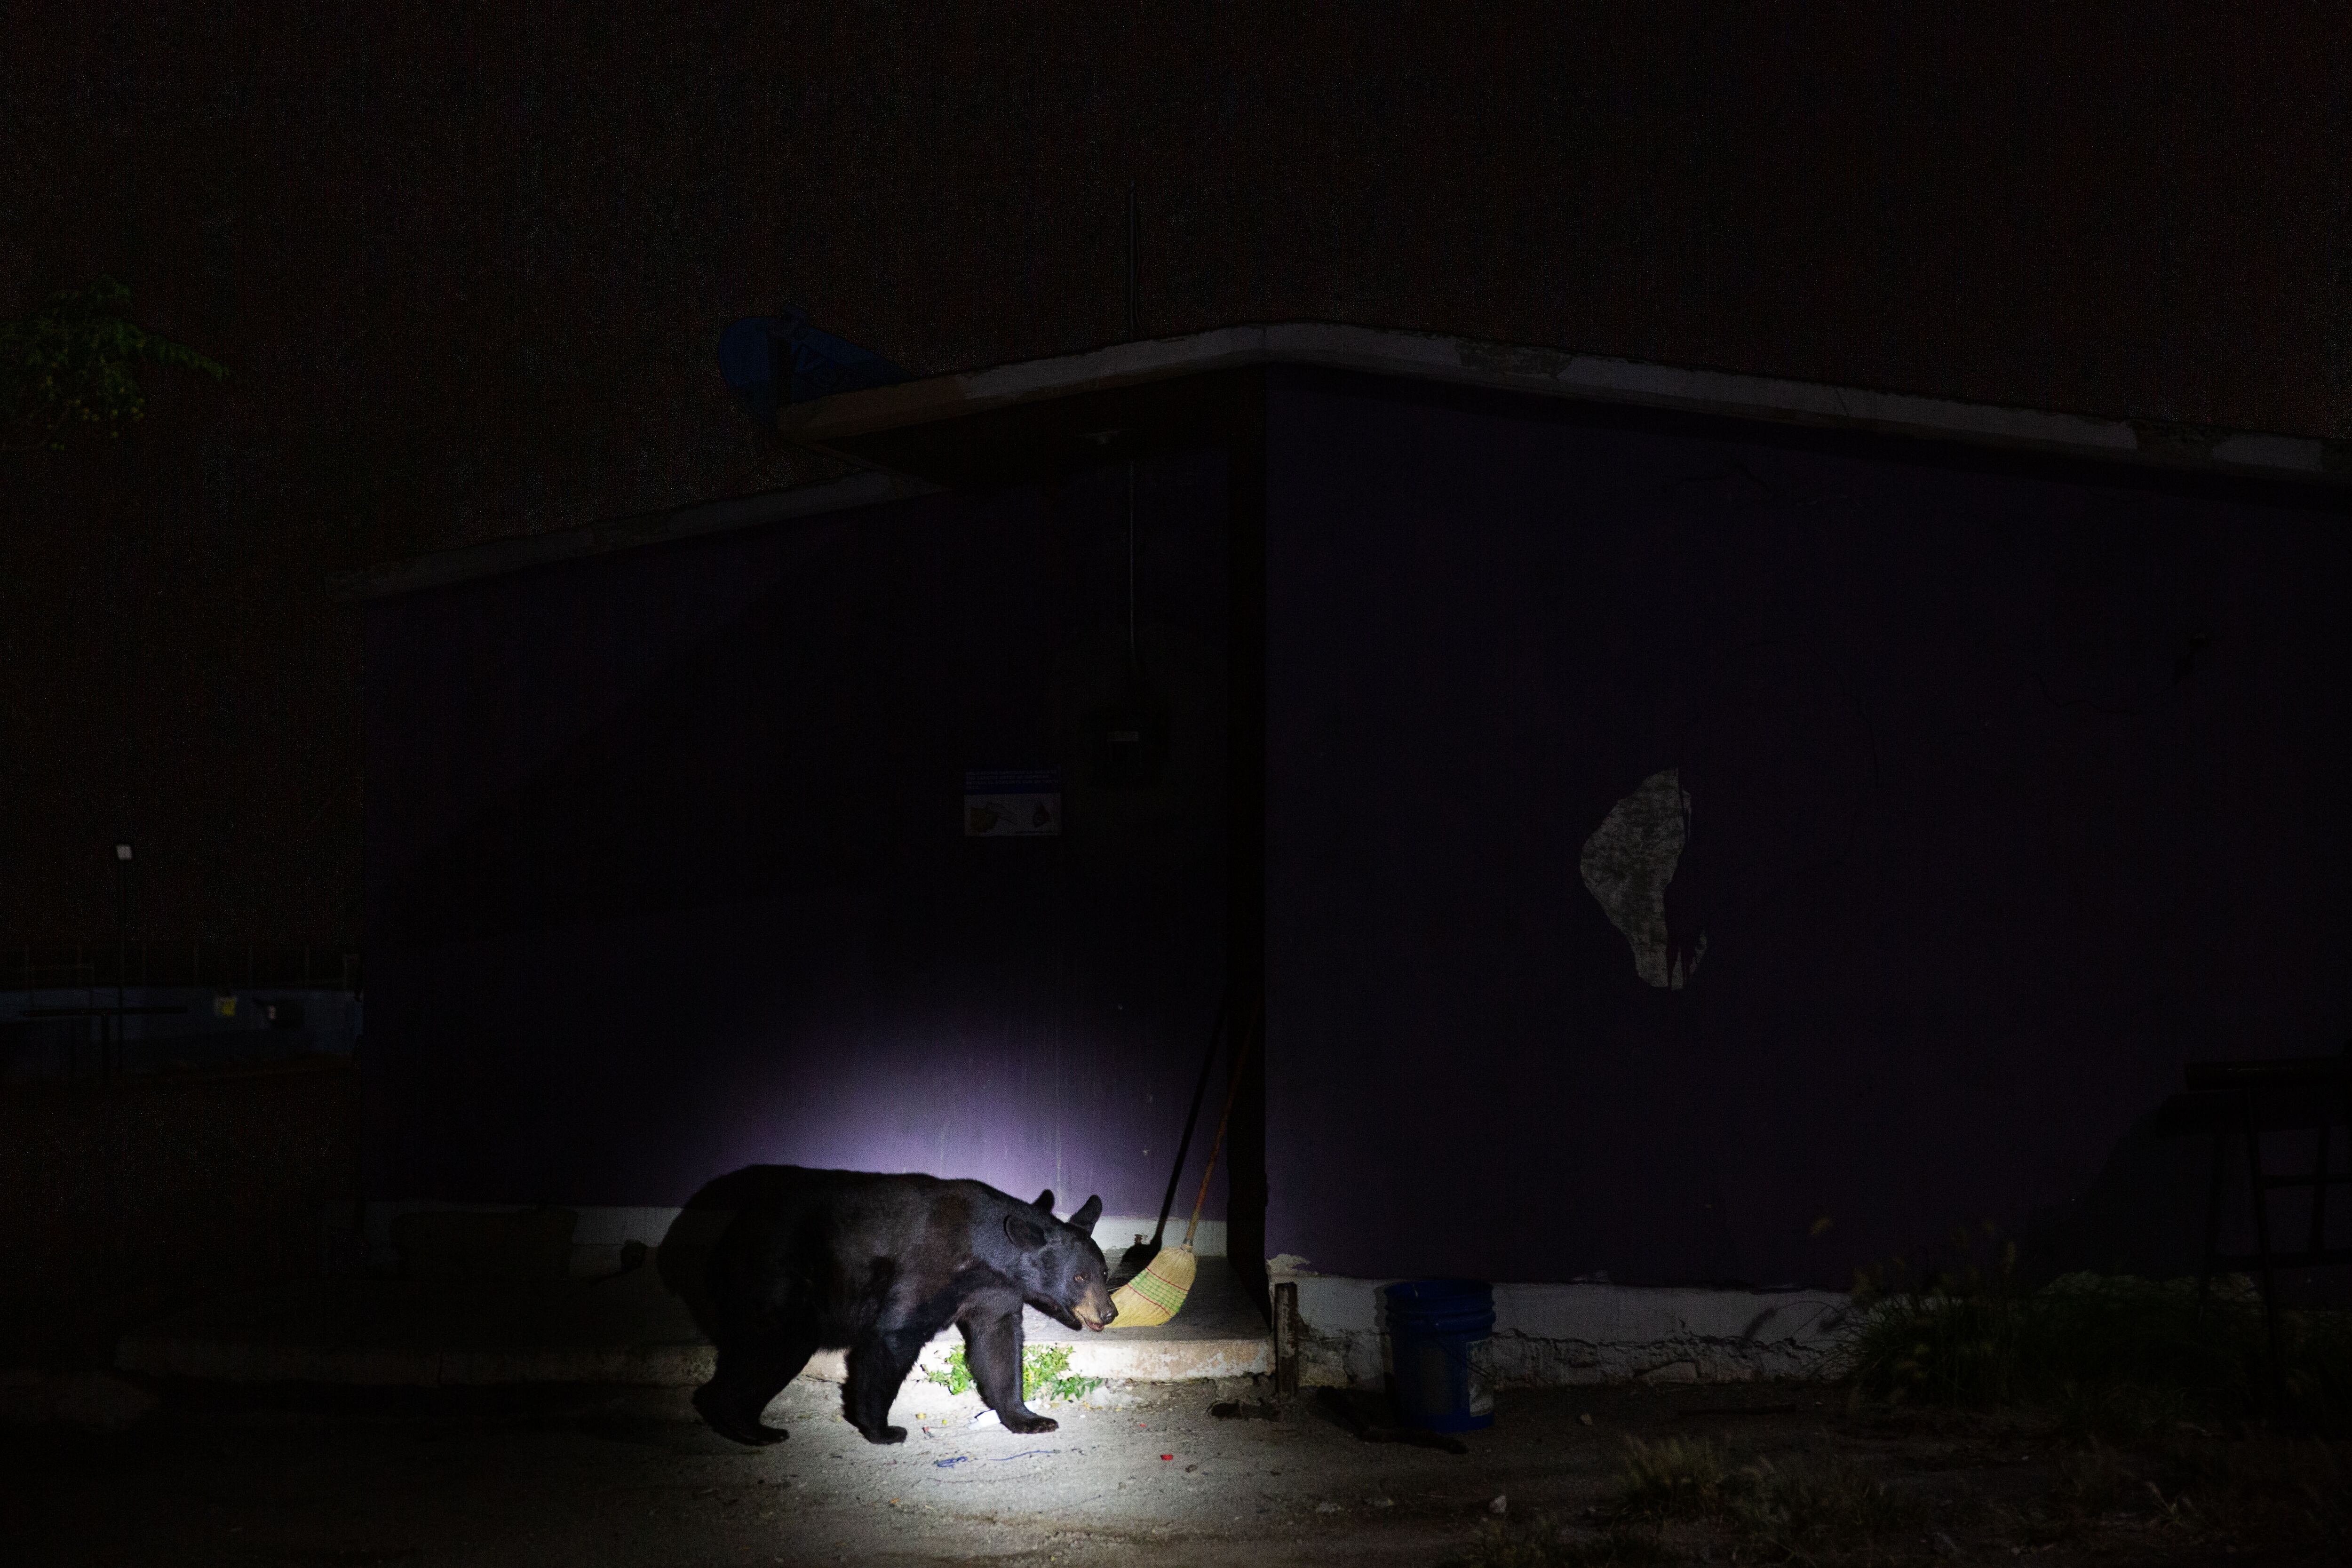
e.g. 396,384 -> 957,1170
366,367 -> 2352,1286
364,453 -> 1230,1215
1264,369 -> 2352,1289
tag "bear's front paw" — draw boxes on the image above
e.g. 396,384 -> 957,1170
859,1424 -> 908,1445
1001,1412 -> 1059,1435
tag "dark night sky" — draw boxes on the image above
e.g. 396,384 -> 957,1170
2,3 -> 2347,942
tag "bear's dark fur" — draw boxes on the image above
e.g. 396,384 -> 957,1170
657,1165 -> 1115,1446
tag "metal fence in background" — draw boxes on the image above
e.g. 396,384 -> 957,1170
5,942 -> 362,994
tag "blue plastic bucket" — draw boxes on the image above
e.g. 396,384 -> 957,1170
1384,1278 -> 1496,1432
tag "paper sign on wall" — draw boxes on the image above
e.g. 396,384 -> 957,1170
964,770 -> 1062,836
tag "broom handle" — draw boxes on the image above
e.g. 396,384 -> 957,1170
1181,1003 -> 1259,1248
1148,995 -> 1228,1250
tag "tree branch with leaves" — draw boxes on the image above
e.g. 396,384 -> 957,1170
0,278 -> 228,452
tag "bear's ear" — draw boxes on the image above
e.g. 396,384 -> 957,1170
1003,1211 -> 1048,1251
1069,1195 -> 1103,1233
1032,1189 -> 1057,1214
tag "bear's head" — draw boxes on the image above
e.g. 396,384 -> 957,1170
1004,1191 -> 1115,1331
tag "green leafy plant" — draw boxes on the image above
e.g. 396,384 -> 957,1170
922,1344 -> 1104,1405
1021,1343 -> 1104,1404
0,277 -> 228,451
924,1347 -> 976,1396
1843,1226 -> 2352,1434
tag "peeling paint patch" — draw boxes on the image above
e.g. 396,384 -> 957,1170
1580,768 -> 1704,988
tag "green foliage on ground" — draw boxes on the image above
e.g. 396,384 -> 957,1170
1,278 -> 228,451
1456,1226 -> 2352,1568
1843,1238 -> 2352,1435
1456,1234 -> 2352,1568
922,1343 -> 1104,1406
923,1347 -> 976,1397
1020,1343 -> 1104,1403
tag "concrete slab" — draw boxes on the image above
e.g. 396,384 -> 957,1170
117,1256 -> 1269,1387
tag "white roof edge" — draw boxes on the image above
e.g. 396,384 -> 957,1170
787,321 -> 2336,479
338,470 -> 944,600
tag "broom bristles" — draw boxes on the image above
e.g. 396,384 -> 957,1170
1107,1242 -> 1197,1328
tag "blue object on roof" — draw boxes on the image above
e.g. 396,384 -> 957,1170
719,308 -> 910,423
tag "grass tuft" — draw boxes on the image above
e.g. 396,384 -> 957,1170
1607,1436 -> 1730,1520
1729,1452 -> 1909,1560
1452,1515 -> 1669,1568
1581,1436 -> 1912,1563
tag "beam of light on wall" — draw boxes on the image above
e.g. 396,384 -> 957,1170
677,991 -> 1214,1224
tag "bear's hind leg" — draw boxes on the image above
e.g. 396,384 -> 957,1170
842,1329 -> 927,1444
694,1332 -> 817,1447
962,1311 -> 1057,1435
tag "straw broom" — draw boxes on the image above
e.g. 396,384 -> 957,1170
1109,1020 -> 1255,1328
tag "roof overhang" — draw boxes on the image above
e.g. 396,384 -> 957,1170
789,320 -> 2343,486
350,321 -> 2347,600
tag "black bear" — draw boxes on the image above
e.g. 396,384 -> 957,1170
658,1165 -> 1115,1446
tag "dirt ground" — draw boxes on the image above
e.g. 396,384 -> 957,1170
3,1374 -> 2344,1567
